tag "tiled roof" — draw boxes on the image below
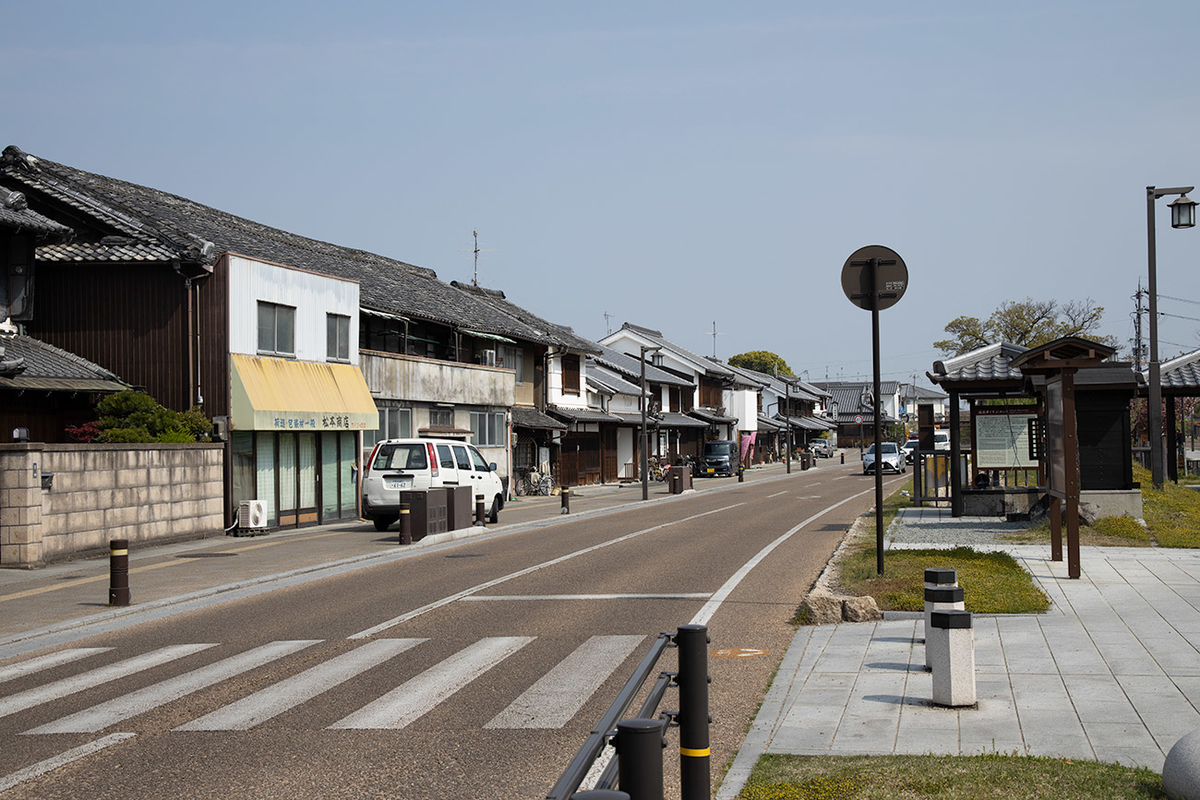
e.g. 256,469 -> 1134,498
729,364 -> 823,402
589,343 -> 693,388
0,334 -> 127,392
449,282 -> 600,353
547,405 -> 619,423
0,145 -> 585,349
0,187 -> 73,240
929,343 -> 1029,384
1155,348 -> 1200,391
587,364 -> 643,397
688,408 -> 738,425
511,406 -> 567,431
608,322 -> 733,378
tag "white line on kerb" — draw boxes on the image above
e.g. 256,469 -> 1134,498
348,504 -> 745,639
461,593 -> 711,602
0,733 -> 135,792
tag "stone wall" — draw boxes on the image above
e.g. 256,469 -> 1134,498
0,443 -> 224,568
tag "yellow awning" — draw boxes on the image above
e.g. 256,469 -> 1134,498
231,354 -> 378,432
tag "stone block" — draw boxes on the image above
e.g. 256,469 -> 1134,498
842,596 -> 882,622
929,610 -> 976,707
1163,727 -> 1200,800
925,585 -> 965,669
797,592 -> 843,625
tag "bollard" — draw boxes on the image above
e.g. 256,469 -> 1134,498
737,465 -> 744,483
109,539 -> 130,606
671,470 -> 680,494
675,624 -> 711,800
924,584 -> 964,670
398,503 -> 412,545
840,452 -> 844,464
616,718 -> 666,800
475,495 -> 486,527
561,486 -> 570,515
929,610 -> 976,707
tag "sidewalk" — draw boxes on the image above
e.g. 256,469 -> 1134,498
0,460 -> 820,657
719,507 -> 1200,797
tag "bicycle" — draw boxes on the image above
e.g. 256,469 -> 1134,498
515,469 -> 555,496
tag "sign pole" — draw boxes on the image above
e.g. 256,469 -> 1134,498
871,258 -> 885,576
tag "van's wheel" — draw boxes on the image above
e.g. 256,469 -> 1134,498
488,496 -> 500,524
373,517 -> 395,532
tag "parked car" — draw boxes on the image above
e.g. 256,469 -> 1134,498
809,439 -> 833,458
901,437 -> 921,464
901,432 -> 951,463
863,442 -> 905,474
699,440 -> 736,477
362,438 -> 505,530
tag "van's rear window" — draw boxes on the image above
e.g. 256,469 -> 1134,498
374,444 -> 428,470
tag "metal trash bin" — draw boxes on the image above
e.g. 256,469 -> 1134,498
398,489 -> 448,541
444,485 -> 473,531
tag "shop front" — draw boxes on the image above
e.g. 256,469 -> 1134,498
229,354 -> 378,528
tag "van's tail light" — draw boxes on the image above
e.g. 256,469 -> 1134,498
427,442 -> 438,477
366,442 -> 382,471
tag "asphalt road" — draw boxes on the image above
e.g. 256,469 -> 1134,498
0,462 -> 898,799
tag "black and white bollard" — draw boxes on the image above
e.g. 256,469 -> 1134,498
561,486 -> 570,514
929,610 -> 976,707
924,585 -> 965,670
398,502 -> 412,545
923,568 -> 960,669
475,495 -> 486,527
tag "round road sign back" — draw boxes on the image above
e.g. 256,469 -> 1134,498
841,245 -> 908,311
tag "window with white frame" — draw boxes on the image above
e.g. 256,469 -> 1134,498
470,411 -> 506,447
257,301 -> 295,356
327,313 -> 351,362
363,406 -> 411,449
499,345 -> 523,384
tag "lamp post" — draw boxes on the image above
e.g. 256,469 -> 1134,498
640,345 -> 662,501
1147,185 -> 1195,489
784,377 -> 792,474
830,399 -> 838,449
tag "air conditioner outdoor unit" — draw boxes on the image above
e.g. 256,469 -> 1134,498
238,500 -> 268,531
480,349 -> 496,366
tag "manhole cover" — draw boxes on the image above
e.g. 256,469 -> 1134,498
176,553 -> 239,558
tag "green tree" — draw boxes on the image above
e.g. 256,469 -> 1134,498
93,390 -> 213,443
728,350 -> 793,376
934,297 -> 1120,357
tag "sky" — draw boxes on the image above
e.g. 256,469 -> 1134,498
5,1 -> 1199,388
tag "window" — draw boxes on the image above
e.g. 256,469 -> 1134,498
562,354 -> 581,395
429,408 -> 454,429
499,345 -> 523,384
470,411 -> 505,446
452,445 -> 472,471
257,302 -> 295,356
468,446 -> 491,472
363,406 -> 411,450
327,313 -> 351,362
436,444 -> 456,469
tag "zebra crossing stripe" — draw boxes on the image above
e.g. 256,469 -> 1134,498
175,639 -> 426,731
329,637 -> 534,730
24,640 -> 320,735
0,644 -> 216,721
484,635 -> 644,729
0,733 -> 136,792
0,648 -> 113,683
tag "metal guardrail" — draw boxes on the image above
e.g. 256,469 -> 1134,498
547,624 -> 710,800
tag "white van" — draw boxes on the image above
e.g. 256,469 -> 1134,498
361,438 -> 505,531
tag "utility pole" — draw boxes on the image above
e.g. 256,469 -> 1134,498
1132,281 -> 1146,372
710,321 -> 721,358
459,230 -> 497,287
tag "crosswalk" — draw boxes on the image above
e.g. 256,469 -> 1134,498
0,635 -> 647,737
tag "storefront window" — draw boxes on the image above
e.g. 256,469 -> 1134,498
232,432 -> 255,511
256,435 -> 277,526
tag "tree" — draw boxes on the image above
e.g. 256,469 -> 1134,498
78,390 -> 213,443
728,350 -> 792,376
934,297 -> 1120,357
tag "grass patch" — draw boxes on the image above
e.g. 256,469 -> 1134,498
1000,516 -> 1153,548
834,545 -> 1049,613
738,754 -> 1165,799
1136,464 -> 1200,548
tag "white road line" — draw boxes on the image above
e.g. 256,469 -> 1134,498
690,485 -> 877,627
0,733 -> 136,792
460,594 -> 711,602
0,648 -> 112,683
0,644 -> 215,721
175,639 -> 426,731
329,636 -> 534,730
348,504 -> 744,639
25,640 -> 320,735
485,635 -> 644,730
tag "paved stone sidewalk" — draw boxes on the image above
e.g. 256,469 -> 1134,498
719,519 -> 1200,798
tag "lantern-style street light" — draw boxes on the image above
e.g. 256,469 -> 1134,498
1147,185 -> 1195,489
640,345 -> 662,501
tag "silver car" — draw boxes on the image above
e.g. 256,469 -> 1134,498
863,442 -> 905,474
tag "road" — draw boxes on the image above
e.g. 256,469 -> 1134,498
0,461 -> 899,798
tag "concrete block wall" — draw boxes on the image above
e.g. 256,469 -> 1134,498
0,443 -> 224,568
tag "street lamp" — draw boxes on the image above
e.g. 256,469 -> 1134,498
829,399 -> 839,448
1147,185 -> 1195,489
640,344 -> 662,501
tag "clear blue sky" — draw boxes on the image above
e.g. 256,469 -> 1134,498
6,1 -> 1198,386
